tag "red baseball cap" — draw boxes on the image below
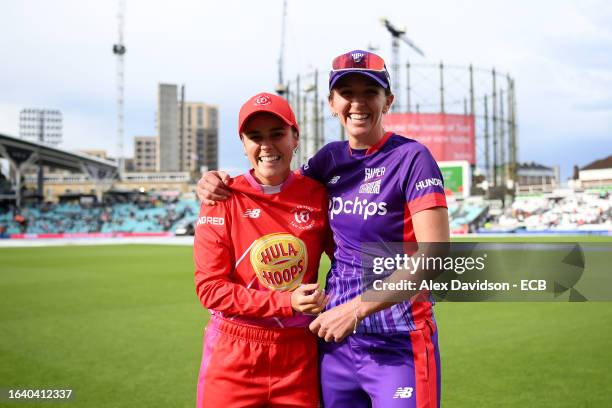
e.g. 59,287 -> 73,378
238,92 -> 299,137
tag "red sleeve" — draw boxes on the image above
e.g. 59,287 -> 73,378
193,202 -> 294,318
407,192 -> 447,215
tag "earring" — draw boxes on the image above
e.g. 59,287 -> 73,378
331,112 -> 338,118
293,147 -> 298,155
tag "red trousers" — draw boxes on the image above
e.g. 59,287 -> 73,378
196,316 -> 319,408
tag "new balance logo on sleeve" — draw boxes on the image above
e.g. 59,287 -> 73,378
328,175 -> 341,185
243,209 -> 261,218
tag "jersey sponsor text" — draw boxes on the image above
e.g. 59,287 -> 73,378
196,216 -> 225,226
329,196 -> 387,220
415,177 -> 443,191
364,167 -> 386,181
358,180 -> 381,194
250,233 -> 308,291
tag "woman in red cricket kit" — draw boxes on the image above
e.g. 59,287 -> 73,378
194,92 -> 332,407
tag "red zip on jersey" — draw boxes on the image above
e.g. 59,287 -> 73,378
194,171 -> 330,328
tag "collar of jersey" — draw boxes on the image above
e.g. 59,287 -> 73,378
243,169 -> 295,194
348,132 -> 393,157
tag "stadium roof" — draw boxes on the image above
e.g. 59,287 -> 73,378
518,161 -> 553,171
581,155 -> 612,171
0,133 -> 117,174
1,133 -> 118,207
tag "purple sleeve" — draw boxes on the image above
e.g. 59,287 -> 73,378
403,144 -> 447,214
299,146 -> 328,183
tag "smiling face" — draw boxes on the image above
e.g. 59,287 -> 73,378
329,73 -> 394,148
241,112 -> 298,186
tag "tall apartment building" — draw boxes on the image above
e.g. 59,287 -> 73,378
157,84 -> 180,172
19,108 -> 63,146
156,83 -> 218,175
181,102 -> 218,173
134,136 -> 157,172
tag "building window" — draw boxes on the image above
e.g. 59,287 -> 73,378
197,107 -> 203,127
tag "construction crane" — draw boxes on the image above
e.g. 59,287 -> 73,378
380,18 -> 425,112
112,0 -> 126,178
275,0 -> 288,96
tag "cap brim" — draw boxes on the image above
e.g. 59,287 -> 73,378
329,70 -> 389,91
238,110 -> 295,135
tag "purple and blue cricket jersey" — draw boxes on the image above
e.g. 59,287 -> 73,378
301,132 -> 447,333
301,132 -> 447,408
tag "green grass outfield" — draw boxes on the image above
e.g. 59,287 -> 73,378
1,236 -> 611,407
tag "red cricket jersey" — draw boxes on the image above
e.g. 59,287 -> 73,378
194,170 -> 330,328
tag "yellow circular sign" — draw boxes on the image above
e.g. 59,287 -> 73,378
250,232 -> 308,291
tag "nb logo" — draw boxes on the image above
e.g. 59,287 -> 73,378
393,387 -> 414,399
243,209 -> 261,218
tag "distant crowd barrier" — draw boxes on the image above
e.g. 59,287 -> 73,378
475,229 -> 611,236
6,232 -> 175,239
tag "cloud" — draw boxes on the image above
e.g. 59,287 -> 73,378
0,103 -> 21,136
0,0 -> 611,177
575,98 -> 612,112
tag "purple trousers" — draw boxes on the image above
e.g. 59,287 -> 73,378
319,322 -> 440,408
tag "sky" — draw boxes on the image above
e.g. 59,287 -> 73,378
1,0 -> 611,181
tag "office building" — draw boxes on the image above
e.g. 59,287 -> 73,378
182,102 -> 218,174
156,83 -> 218,175
19,108 -> 63,146
157,84 -> 180,172
134,136 -> 157,172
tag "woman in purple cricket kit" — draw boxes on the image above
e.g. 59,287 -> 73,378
197,50 -> 449,408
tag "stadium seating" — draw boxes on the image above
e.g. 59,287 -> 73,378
481,190 -> 611,232
0,199 -> 200,235
448,202 -> 489,232
3,189 -> 608,236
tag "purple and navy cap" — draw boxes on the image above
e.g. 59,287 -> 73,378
329,50 -> 391,91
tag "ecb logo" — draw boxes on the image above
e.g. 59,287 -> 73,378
290,206 -> 315,230
293,209 -> 310,224
254,95 -> 271,106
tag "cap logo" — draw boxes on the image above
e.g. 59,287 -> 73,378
254,95 -> 272,106
351,52 -> 365,63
